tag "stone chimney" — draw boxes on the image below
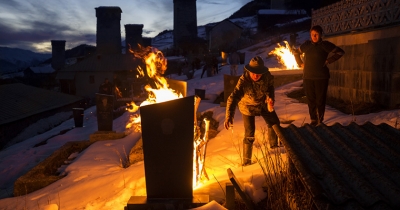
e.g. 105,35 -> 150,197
173,0 -> 198,47
124,24 -> 144,53
51,40 -> 66,70
95,6 -> 122,54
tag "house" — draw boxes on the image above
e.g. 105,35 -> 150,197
56,7 -> 144,99
208,19 -> 243,53
23,64 -> 56,88
0,83 -> 83,149
56,53 -> 141,98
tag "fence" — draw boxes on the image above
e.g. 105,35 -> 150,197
312,0 -> 400,36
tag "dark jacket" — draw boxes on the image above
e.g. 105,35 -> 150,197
295,40 -> 345,79
226,69 -> 274,120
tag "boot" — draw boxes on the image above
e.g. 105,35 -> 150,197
242,137 -> 254,166
268,126 -> 278,148
272,124 -> 284,147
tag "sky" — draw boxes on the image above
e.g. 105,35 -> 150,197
0,0 -> 252,53
1,29 -> 400,209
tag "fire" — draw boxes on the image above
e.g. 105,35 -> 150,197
126,46 -> 182,111
269,40 -> 299,70
125,45 -> 208,188
125,46 -> 182,130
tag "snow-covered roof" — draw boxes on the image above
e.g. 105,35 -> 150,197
30,64 -> 55,73
258,9 -> 307,15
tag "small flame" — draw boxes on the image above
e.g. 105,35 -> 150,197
269,41 -> 299,70
125,114 -> 141,132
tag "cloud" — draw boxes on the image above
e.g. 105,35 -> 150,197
0,0 -> 252,52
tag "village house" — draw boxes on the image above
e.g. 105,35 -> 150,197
56,7 -> 144,100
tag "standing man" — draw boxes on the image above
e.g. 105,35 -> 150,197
229,51 -> 240,76
294,25 -> 345,125
224,56 -> 283,166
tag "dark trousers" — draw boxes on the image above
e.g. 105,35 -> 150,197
242,110 -> 280,143
303,79 -> 329,123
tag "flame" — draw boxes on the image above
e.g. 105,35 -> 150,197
125,114 -> 141,132
125,45 -> 182,133
269,41 -> 299,70
125,45 -> 207,188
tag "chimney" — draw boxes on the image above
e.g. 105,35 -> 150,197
51,40 -> 66,70
124,24 -> 143,53
95,6 -> 122,54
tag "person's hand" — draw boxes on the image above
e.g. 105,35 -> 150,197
266,97 -> 274,106
224,118 -> 233,130
266,97 -> 275,112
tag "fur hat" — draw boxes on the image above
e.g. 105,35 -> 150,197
244,56 -> 269,74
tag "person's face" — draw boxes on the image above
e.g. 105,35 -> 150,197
310,30 -> 321,43
249,72 -> 262,81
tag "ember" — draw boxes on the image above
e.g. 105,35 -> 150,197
269,40 -> 300,70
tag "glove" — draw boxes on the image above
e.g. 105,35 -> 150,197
224,118 -> 233,130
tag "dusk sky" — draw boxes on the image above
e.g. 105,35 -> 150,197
0,0 -> 252,53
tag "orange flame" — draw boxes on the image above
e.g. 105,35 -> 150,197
126,45 -> 207,188
125,46 -> 183,132
269,41 -> 299,70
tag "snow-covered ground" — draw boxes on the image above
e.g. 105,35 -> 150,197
1,28 -> 399,210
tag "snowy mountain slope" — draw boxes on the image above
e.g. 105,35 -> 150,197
0,47 -> 51,74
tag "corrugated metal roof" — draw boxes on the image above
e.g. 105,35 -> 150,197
279,122 -> 400,209
0,83 -> 83,125
58,53 -> 141,73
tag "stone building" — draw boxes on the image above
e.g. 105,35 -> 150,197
173,0 -> 198,47
51,40 -> 66,70
95,6 -> 122,54
208,19 -> 243,52
125,24 -> 144,52
57,6 -> 142,99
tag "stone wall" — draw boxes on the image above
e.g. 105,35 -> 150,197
325,25 -> 400,108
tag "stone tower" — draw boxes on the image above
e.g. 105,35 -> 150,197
51,40 -> 66,70
124,24 -> 144,53
95,6 -> 122,54
173,0 -> 198,47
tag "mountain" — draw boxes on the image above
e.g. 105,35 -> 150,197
0,47 -> 51,74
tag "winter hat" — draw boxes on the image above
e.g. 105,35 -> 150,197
244,56 -> 269,74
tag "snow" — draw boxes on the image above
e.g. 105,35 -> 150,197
29,64 -> 55,74
258,9 -> 307,15
1,26 -> 400,210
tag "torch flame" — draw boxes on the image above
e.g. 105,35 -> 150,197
269,40 -> 299,70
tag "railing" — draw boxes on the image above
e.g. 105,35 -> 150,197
312,0 -> 400,36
